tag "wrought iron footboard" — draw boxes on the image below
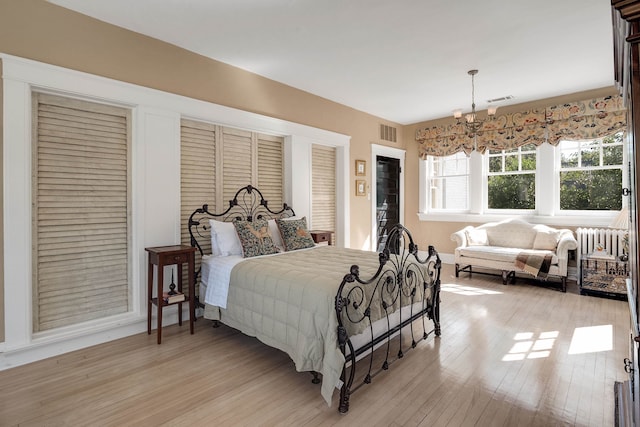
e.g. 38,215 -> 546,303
335,223 -> 441,413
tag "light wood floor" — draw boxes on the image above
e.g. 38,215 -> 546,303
0,264 -> 630,426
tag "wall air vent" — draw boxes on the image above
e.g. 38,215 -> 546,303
380,124 -> 397,143
486,95 -> 514,103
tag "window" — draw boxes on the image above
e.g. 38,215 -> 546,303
427,152 -> 469,211
487,144 -> 536,210
558,132 -> 623,211
420,132 -> 626,222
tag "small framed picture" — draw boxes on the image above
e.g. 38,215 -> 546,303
355,160 -> 366,176
356,180 -> 366,196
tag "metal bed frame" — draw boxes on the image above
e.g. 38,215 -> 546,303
187,185 -> 441,413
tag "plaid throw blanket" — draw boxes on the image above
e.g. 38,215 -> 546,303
515,251 -> 553,278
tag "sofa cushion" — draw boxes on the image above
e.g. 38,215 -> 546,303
532,225 -> 559,250
459,246 -> 558,265
465,228 -> 488,246
484,219 -> 537,248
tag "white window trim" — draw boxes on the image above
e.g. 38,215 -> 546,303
418,141 -> 625,227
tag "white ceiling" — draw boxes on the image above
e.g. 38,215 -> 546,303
48,0 -> 615,125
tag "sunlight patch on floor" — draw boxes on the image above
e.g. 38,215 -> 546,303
440,283 -> 503,295
502,330 -> 558,361
568,325 -> 613,354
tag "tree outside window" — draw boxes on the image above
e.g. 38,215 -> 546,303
487,144 -> 536,209
558,132 -> 623,211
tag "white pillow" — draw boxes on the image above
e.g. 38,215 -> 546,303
209,219 -> 242,256
268,219 -> 284,251
465,228 -> 488,246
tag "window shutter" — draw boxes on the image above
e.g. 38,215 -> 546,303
311,144 -> 337,234
222,126 -> 253,203
180,119 -> 217,279
179,123 -> 284,277
257,134 -> 284,210
32,93 -> 130,332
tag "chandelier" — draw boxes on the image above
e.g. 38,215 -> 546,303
452,69 -> 497,139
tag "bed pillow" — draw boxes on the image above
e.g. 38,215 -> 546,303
209,219 -> 242,256
268,219 -> 284,251
234,218 -> 279,258
209,225 -> 222,257
276,216 -> 316,251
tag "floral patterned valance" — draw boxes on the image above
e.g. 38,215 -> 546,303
415,95 -> 626,158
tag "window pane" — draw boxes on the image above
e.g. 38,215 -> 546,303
489,156 -> 502,173
561,149 -> 578,168
581,147 -> 599,167
488,174 -> 535,209
560,169 -> 622,210
428,153 -> 469,211
505,155 -> 519,172
558,133 -> 624,211
430,176 -> 468,210
522,153 -> 536,171
603,145 -> 623,166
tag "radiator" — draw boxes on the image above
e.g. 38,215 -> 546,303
576,227 -> 627,263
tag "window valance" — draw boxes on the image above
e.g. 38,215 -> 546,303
415,95 -> 626,158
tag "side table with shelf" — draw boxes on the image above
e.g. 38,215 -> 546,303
145,245 -> 197,344
580,254 -> 628,300
309,230 -> 333,245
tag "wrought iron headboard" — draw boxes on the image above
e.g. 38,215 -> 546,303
187,185 -> 295,259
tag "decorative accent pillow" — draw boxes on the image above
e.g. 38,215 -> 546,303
276,216 -> 315,251
268,217 -> 301,252
234,219 -> 279,258
465,228 -> 488,246
533,227 -> 559,250
209,219 -> 242,256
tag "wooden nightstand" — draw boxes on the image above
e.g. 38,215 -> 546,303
145,245 -> 197,344
309,230 -> 333,245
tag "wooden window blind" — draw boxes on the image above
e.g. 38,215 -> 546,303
311,144 -> 337,234
180,120 -> 217,282
180,121 -> 284,267
32,93 -> 131,332
257,134 -> 284,210
221,126 -> 254,203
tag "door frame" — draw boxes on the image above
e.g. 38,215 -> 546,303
370,144 -> 405,251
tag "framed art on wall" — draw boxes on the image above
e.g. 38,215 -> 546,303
356,179 -> 366,196
355,160 -> 366,176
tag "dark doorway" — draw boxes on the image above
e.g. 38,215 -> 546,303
376,156 -> 401,252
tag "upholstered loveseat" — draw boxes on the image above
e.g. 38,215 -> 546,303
451,218 -> 578,292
